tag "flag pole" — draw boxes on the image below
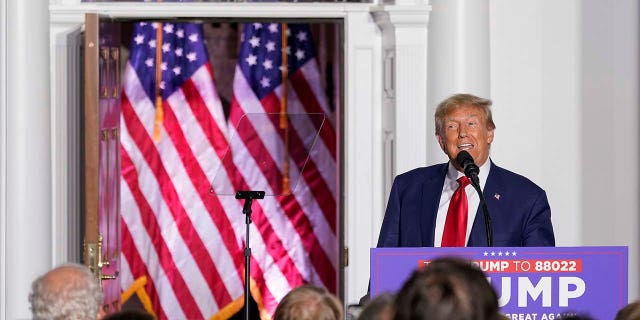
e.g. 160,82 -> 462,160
280,23 -> 290,195
153,23 -> 164,142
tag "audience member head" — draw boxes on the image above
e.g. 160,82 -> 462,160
273,284 -> 342,320
616,300 -> 640,320
29,263 -> 104,320
392,257 -> 499,320
358,292 -> 394,320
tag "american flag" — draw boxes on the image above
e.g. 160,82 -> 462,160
119,21 -> 338,319
120,22 -> 246,319
228,22 -> 338,316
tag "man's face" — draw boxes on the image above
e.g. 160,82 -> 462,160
436,104 -> 494,169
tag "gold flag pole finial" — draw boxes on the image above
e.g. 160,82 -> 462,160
280,23 -> 290,195
152,22 -> 164,143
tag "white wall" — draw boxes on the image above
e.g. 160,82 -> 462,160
489,0 -> 639,299
580,0 -> 639,300
490,0 -> 581,244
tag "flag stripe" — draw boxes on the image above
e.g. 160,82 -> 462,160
230,66 -> 337,215
228,95 -> 336,292
230,23 -> 340,303
121,223 -> 168,320
167,77 -> 244,253
170,67 -> 302,314
176,76 -> 304,292
257,82 -> 339,270
122,95 -> 220,318
122,23 -> 250,318
226,118 -> 318,292
228,89 -> 338,254
121,148 -> 195,319
298,62 -> 334,118
259,94 -> 337,232
249,257 -> 278,315
123,137 -> 220,317
251,95 -> 338,286
119,255 -> 135,292
190,64 -> 231,159
162,98 -> 244,306
227,119 -> 308,288
289,70 -> 337,159
282,78 -> 337,197
122,66 -> 237,316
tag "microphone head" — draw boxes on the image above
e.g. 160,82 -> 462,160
455,150 -> 480,178
455,150 -> 474,168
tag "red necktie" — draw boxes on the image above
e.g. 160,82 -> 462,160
442,176 -> 471,247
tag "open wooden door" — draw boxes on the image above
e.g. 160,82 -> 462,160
83,13 -> 122,315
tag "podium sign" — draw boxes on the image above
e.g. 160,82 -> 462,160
371,246 -> 627,319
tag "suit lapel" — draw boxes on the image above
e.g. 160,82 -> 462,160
420,164 -> 448,246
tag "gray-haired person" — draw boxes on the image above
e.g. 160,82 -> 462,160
29,263 -> 105,320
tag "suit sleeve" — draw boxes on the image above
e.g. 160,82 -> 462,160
376,177 -> 401,247
522,190 -> 555,246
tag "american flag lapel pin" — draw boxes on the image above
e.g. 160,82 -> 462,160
494,193 -> 501,200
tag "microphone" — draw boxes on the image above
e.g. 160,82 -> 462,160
455,150 -> 480,187
454,150 -> 493,247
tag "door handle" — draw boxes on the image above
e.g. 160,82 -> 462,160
86,233 -> 119,286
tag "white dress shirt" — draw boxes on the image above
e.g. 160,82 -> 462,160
433,159 -> 491,247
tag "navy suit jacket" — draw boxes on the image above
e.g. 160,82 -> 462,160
377,161 -> 555,247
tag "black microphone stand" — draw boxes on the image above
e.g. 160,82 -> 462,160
468,178 -> 493,247
457,151 -> 494,247
235,190 -> 265,320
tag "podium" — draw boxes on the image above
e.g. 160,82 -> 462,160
371,246 -> 628,319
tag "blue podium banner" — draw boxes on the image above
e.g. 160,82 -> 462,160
370,246 -> 627,320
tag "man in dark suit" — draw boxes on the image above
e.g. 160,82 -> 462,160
377,93 -> 555,248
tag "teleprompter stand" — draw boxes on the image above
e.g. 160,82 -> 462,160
209,112 -> 326,320
235,190 -> 265,320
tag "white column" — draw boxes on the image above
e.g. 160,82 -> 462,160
2,0 -> 52,318
374,2 -> 431,176
0,0 -> 6,318
580,0 -> 639,300
344,10 -> 384,305
427,0 -> 490,165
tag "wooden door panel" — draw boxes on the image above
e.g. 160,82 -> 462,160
84,13 -> 122,315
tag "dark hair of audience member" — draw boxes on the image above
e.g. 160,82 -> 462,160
273,284 -> 343,320
102,309 -> 155,320
358,292 -> 394,320
616,300 -> 640,320
392,257 -> 499,320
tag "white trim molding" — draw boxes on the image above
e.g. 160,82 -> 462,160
0,0 -> 8,318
